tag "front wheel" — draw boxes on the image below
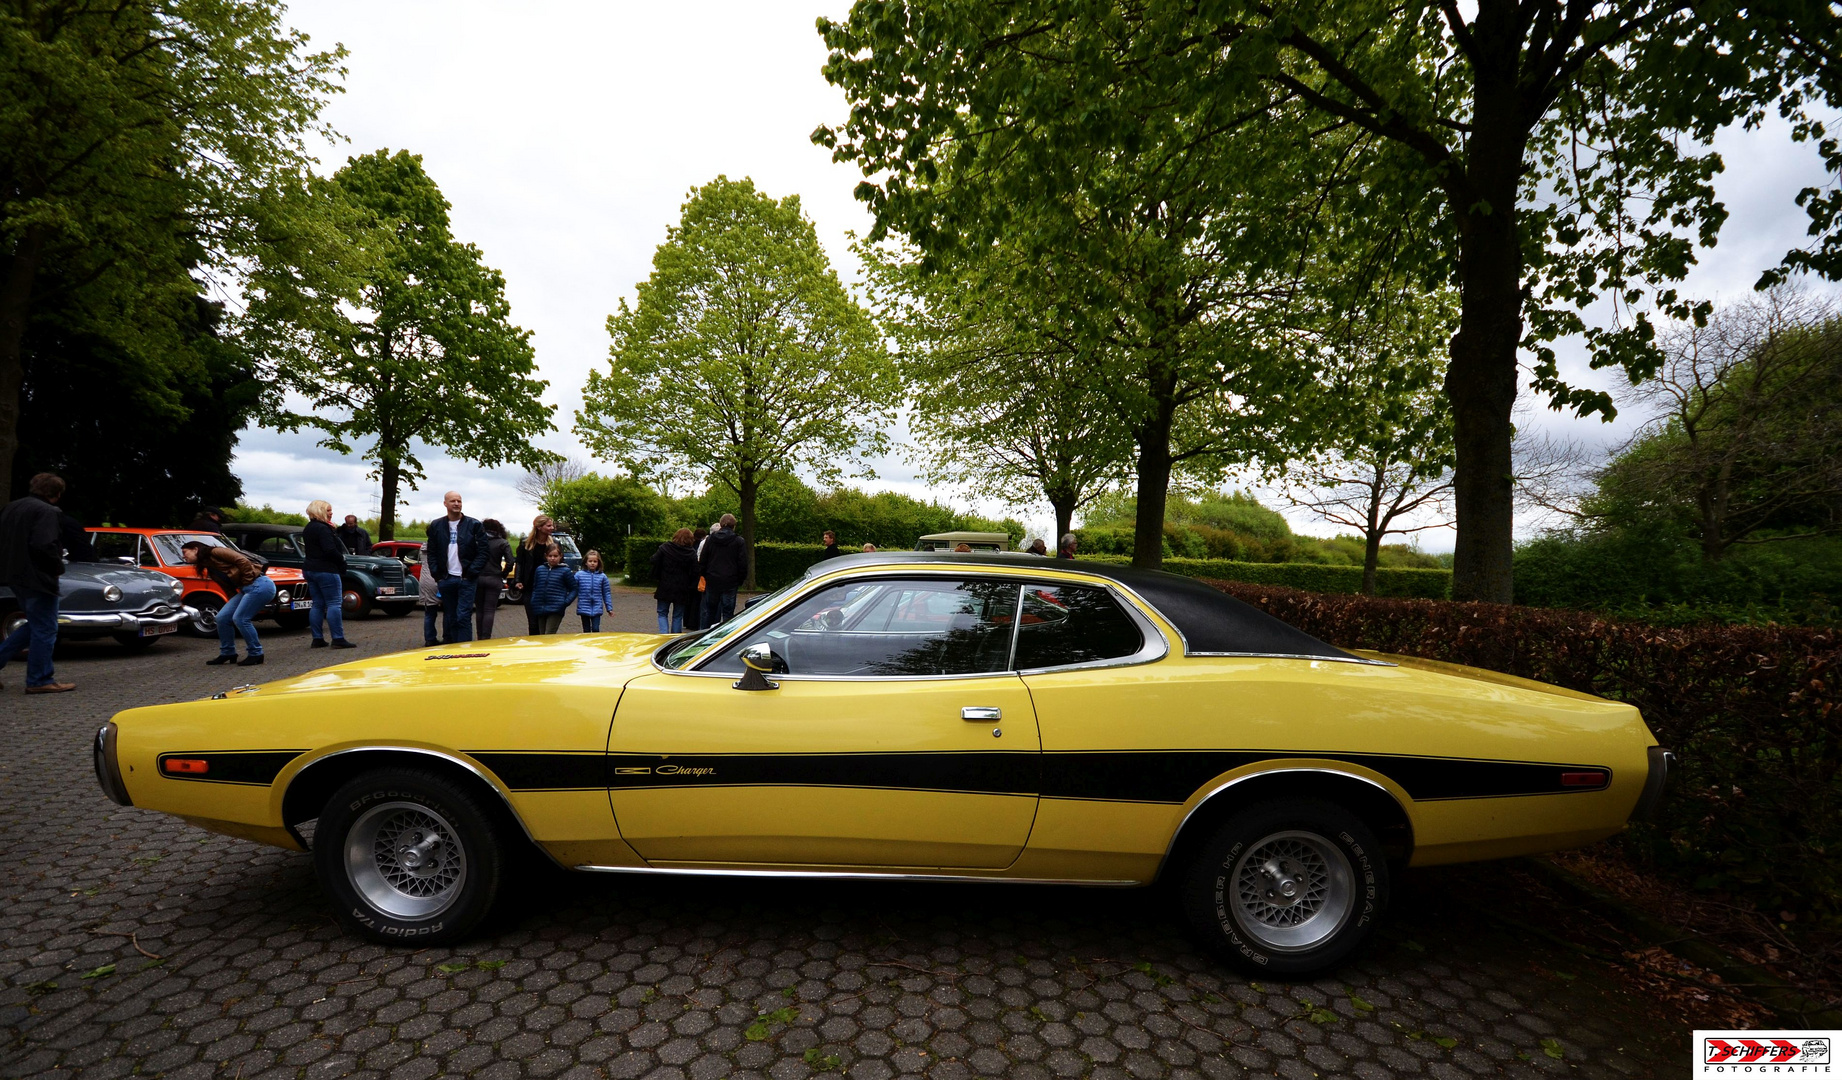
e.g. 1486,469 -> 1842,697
314,768 -> 505,945
182,593 -> 222,636
1181,798 -> 1388,977
342,587 -> 371,617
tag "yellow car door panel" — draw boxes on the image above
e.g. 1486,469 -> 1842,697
608,674 -> 1041,867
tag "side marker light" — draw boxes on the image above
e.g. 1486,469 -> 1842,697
163,758 -> 209,775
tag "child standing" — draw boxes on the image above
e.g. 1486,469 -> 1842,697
575,549 -> 614,632
528,543 -> 578,635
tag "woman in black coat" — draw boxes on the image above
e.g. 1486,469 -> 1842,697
650,528 -> 699,634
302,500 -> 354,649
514,515 -> 554,635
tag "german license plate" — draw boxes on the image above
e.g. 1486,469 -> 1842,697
291,599 -> 313,610
377,587 -> 395,595
141,623 -> 177,638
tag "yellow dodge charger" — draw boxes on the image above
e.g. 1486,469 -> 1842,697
95,552 -> 1671,975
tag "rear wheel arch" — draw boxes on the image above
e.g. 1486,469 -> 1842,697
1158,768 -> 1413,885
281,748 -> 553,866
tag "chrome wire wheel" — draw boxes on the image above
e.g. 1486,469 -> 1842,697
344,800 -> 469,919
1229,829 -> 1355,953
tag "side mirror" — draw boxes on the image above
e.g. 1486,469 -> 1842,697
733,642 -> 782,691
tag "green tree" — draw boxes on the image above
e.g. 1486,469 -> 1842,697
814,0 -> 1842,599
243,150 -> 557,539
861,241 -> 1132,543
539,473 -> 670,558
576,176 -> 899,588
1,0 -> 343,500
1588,287 -> 1842,561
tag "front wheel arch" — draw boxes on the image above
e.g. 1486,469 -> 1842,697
1158,769 -> 1412,887
281,747 -> 552,866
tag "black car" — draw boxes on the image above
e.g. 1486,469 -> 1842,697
220,523 -> 416,618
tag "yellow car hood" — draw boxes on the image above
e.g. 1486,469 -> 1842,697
226,633 -> 673,698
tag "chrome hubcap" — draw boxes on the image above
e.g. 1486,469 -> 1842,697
1228,830 -> 1354,953
345,801 -> 467,918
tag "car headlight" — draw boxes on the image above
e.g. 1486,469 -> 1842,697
277,589 -> 291,604
102,585 -> 123,603
170,578 -> 186,598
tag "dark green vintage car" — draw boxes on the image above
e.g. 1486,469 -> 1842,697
220,523 -> 416,618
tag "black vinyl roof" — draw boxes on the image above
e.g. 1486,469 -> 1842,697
805,551 -> 1362,662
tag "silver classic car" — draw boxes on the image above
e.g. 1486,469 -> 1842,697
0,561 -> 192,649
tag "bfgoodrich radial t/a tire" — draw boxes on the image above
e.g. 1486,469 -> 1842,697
314,769 -> 505,945
1181,798 -> 1389,977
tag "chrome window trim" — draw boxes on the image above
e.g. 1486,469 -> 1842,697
1151,766 -> 1410,881
573,863 -> 1142,887
285,745 -> 562,868
1185,650 -> 1394,667
654,569 -> 1171,681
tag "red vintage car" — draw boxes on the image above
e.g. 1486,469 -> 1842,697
370,539 -> 425,579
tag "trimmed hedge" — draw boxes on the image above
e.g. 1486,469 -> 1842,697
623,537 -> 1451,597
1082,554 -> 1450,598
1208,579 -> 1842,923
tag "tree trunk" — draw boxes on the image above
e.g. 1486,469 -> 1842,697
1131,404 -> 1175,570
379,458 -> 400,540
0,226 -> 46,504
1050,494 -> 1076,551
738,469 -> 759,591
1445,61 -> 1526,604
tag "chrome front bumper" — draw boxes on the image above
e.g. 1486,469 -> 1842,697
59,605 -> 195,633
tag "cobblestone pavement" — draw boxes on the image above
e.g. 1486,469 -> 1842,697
2,598 -> 1699,1078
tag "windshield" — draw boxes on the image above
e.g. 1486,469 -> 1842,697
552,533 -> 581,556
149,532 -> 234,566
657,579 -> 800,669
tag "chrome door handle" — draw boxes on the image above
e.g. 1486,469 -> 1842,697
961,707 -> 1001,721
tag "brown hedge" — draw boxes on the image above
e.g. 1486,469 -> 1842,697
1205,580 -> 1842,921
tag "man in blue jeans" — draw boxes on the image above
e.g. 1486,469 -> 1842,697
425,490 -> 489,644
0,473 -> 76,694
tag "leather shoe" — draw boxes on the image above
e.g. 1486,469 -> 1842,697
206,654 -> 238,666
331,639 -> 356,649
237,654 -> 265,666
25,682 -> 76,694
310,638 -> 328,648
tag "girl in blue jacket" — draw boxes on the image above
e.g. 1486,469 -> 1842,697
575,549 -> 614,632
528,544 -> 578,634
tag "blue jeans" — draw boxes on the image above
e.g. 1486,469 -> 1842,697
305,571 -> 345,642
422,605 -> 440,646
656,600 -> 686,633
580,614 -> 602,632
217,575 -> 276,657
700,587 -> 738,628
437,577 -> 474,643
0,587 -> 59,687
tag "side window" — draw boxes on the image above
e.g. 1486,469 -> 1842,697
704,578 -> 1020,677
92,532 -> 138,564
259,536 -> 294,555
1013,585 -> 1144,670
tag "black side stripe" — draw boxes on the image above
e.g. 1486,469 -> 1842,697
470,752 -> 607,791
155,751 -> 305,786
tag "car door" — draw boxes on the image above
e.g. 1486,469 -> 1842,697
608,575 -> 1041,869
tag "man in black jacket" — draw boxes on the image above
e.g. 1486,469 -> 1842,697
698,513 -> 749,627
0,473 -> 76,693
425,491 -> 489,644
336,515 -> 373,555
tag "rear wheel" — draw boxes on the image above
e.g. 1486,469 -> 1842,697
314,768 -> 505,944
342,587 -> 371,617
2,608 -> 26,639
182,593 -> 222,636
1181,798 -> 1388,976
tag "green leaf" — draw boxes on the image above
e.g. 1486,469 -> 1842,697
1542,1038 -> 1564,1059
745,1006 -> 800,1041
1349,995 -> 1376,1012
804,1048 -> 842,1071
435,962 -> 471,974
1401,939 -> 1425,953
1432,1036 -> 1458,1050
81,964 -> 116,980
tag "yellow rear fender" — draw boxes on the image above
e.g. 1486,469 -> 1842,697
1156,763 -> 1416,884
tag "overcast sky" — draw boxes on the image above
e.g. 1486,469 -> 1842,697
236,2 -> 1839,549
